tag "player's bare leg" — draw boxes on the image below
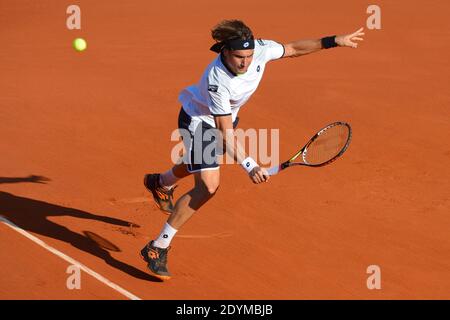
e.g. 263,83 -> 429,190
141,168 -> 220,280
170,162 -> 191,180
168,168 -> 220,229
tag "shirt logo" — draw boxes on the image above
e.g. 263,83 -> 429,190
208,85 -> 219,92
257,39 -> 266,46
243,42 -> 249,48
257,65 -> 261,72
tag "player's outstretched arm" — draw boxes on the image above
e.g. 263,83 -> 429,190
282,27 -> 365,58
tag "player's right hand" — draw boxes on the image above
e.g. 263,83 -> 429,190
249,166 -> 270,184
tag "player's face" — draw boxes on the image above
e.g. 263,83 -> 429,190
223,49 -> 254,75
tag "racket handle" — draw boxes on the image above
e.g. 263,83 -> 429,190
267,165 -> 281,176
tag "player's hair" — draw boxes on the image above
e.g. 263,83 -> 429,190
211,20 -> 254,42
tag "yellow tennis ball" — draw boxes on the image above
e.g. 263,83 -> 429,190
73,38 -> 87,52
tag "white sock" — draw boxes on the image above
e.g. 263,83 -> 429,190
153,222 -> 178,249
159,169 -> 180,190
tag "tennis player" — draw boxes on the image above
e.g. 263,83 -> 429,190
140,20 -> 364,280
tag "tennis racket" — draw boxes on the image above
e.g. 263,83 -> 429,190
267,122 -> 352,175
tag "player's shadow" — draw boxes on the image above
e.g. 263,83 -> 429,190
0,175 -> 51,184
0,189 -> 162,283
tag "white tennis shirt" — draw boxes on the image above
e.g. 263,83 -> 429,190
178,39 -> 285,127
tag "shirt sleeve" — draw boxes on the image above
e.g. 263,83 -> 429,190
207,68 -> 232,116
257,39 -> 285,62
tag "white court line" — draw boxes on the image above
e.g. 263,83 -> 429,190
0,216 -> 141,300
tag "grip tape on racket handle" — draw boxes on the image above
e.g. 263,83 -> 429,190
241,157 -> 258,174
267,165 -> 280,176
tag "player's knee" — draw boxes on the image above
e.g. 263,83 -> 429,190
206,184 -> 219,196
198,181 -> 219,198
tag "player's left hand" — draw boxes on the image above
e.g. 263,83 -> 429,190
336,27 -> 365,48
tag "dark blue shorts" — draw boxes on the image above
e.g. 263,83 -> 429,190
178,107 -> 239,173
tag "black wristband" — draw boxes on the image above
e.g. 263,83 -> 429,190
321,36 -> 338,49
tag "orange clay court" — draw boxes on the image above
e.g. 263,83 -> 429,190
0,0 -> 449,299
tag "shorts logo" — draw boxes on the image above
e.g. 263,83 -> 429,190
257,39 -> 266,46
163,234 -> 168,239
246,162 -> 250,167
208,85 -> 219,92
257,65 -> 261,72
243,42 -> 249,48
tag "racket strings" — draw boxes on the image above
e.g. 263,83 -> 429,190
303,124 -> 350,165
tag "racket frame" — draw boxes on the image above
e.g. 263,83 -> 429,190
268,122 -> 352,175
